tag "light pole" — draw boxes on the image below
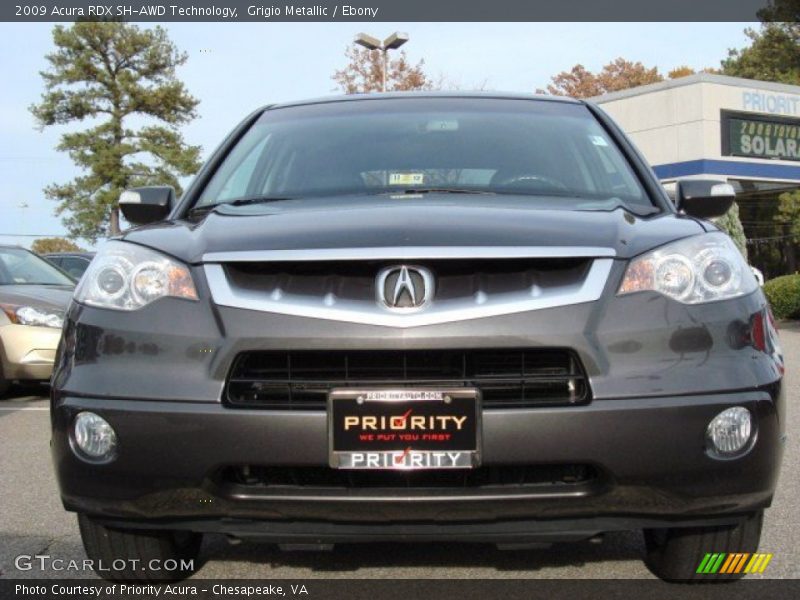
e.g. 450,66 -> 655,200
353,32 -> 410,92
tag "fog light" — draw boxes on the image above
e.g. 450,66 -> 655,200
72,412 -> 117,460
706,407 -> 752,455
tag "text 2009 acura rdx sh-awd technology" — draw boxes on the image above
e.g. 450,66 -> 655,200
50,94 -> 785,582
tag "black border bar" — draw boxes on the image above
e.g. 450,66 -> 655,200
3,579 -> 800,600
2,0 -> 774,23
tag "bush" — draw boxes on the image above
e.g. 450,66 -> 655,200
763,274 -> 800,320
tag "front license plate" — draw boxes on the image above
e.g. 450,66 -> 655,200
328,388 -> 481,470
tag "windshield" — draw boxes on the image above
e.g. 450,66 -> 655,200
196,97 -> 653,210
0,247 -> 75,286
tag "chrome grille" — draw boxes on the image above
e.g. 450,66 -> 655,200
205,254 -> 614,328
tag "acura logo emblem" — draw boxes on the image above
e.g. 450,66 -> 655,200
376,265 -> 434,311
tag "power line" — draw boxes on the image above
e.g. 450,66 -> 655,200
0,233 -> 68,237
0,156 -> 63,160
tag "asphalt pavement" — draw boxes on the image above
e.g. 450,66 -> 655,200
1,324 -> 798,580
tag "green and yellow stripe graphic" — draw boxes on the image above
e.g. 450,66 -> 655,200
696,552 -> 773,574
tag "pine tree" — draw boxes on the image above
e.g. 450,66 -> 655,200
31,22 -> 201,242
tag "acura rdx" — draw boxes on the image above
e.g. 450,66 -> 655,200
50,93 -> 785,582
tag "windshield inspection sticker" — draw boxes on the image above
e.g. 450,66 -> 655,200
389,173 -> 425,185
426,119 -> 460,131
590,135 -> 609,146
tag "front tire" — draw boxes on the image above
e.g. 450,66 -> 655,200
644,511 -> 764,582
0,360 -> 9,397
78,514 -> 202,582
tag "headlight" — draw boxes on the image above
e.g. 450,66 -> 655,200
0,304 -> 64,328
618,233 -> 758,304
75,241 -> 198,311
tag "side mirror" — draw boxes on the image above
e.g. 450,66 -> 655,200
119,186 -> 175,225
675,179 -> 735,219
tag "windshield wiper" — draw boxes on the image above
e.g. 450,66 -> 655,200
188,196 -> 296,216
388,188 -> 495,196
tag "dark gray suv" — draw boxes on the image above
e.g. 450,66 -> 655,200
51,93 -> 785,582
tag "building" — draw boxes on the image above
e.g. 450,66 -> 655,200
593,73 -> 800,276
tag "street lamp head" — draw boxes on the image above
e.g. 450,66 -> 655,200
383,32 -> 410,50
352,31 -> 410,93
354,33 -> 382,51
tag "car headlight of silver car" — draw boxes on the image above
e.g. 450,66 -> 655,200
618,232 -> 758,304
74,241 -> 198,311
0,304 -> 64,328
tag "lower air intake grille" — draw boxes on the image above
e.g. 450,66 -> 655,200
225,349 -> 589,410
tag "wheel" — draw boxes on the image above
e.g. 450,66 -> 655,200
78,514 -> 202,582
644,511 -> 764,582
0,362 -> 9,397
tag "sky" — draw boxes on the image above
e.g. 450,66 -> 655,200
0,21 -> 756,249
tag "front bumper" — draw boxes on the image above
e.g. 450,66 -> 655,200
51,386 -> 785,540
0,323 -> 60,381
50,268 -> 786,540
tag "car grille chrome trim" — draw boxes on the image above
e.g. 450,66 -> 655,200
204,257 -> 614,328
202,246 -> 616,263
219,464 -> 600,490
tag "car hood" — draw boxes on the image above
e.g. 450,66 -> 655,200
121,195 -> 707,264
0,284 -> 74,311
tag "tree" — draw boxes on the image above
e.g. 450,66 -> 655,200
31,237 -> 84,254
722,1 -> 800,84
539,64 -> 604,98
714,203 -> 749,261
755,0 -> 800,43
332,46 -> 433,94
596,58 -> 663,92
31,22 -> 201,243
668,66 -> 696,79
773,190 -> 800,273
722,24 -> 800,84
539,58 -> 664,98
540,59 -> 719,99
